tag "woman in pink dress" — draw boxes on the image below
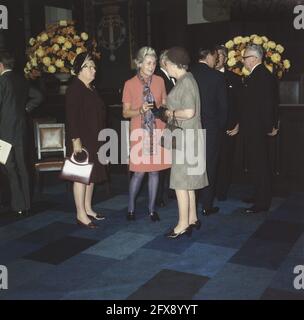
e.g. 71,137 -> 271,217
122,46 -> 171,221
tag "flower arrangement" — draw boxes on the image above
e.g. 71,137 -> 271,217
24,20 -> 100,79
225,34 -> 291,79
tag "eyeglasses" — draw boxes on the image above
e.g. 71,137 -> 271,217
242,55 -> 256,60
83,65 -> 96,70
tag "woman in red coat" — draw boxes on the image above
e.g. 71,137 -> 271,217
65,52 -> 107,228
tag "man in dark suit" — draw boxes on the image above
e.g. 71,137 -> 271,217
191,48 -> 228,215
215,45 -> 242,201
240,44 -> 278,213
154,50 -> 176,207
0,52 -> 39,215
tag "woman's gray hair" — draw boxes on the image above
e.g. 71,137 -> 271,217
134,46 -> 157,70
246,44 -> 264,60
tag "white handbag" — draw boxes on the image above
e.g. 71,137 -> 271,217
0,139 -> 12,165
59,148 -> 93,185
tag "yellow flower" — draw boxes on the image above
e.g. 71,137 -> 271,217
263,42 -> 269,50
227,57 -> 236,67
81,32 -> 88,41
31,57 -> 37,67
76,47 -> 83,55
233,36 -> 243,45
29,38 -> 36,46
24,67 -> 29,74
42,56 -> 51,66
224,34 -> 290,80
55,59 -> 65,68
268,41 -> 276,49
252,36 -> 263,45
48,65 -> 56,73
283,59 -> 291,69
276,44 -> 284,54
265,63 -> 273,73
225,40 -> 234,49
59,20 -> 67,26
271,53 -> 281,63
74,35 -> 80,41
52,44 -> 60,51
57,36 -> 66,44
63,41 -> 72,49
242,66 -> 250,76
228,50 -> 236,59
26,62 -> 31,69
36,47 -> 45,58
40,33 -> 48,42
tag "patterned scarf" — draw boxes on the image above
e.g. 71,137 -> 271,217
137,72 -> 156,155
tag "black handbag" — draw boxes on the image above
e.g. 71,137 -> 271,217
160,111 -> 183,150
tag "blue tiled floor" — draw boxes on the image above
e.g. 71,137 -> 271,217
193,263 -> 275,300
0,174 -> 303,300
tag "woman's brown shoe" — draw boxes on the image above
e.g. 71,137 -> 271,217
76,219 -> 98,229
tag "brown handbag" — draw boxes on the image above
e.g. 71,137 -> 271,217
59,148 -> 93,185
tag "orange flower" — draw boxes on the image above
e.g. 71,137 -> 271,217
24,20 -> 101,79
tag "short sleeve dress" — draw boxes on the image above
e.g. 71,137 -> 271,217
167,72 -> 208,190
65,77 -> 107,183
122,74 -> 171,173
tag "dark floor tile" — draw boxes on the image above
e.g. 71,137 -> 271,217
0,240 -> 42,264
252,220 -> 304,244
229,238 -> 293,270
267,194 -> 304,223
18,221 -> 78,245
23,236 -> 98,265
127,269 -> 209,300
261,287 -> 304,300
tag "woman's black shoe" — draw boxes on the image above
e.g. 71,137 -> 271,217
127,211 -> 136,221
150,212 -> 160,222
190,219 -> 201,230
166,226 -> 192,239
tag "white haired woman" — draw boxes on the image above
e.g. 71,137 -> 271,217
122,46 -> 171,221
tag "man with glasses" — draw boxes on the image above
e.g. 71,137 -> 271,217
240,44 -> 278,214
